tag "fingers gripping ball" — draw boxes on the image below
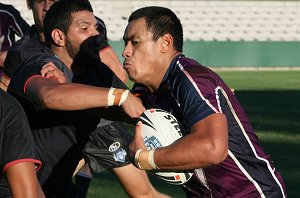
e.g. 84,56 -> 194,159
139,109 -> 193,185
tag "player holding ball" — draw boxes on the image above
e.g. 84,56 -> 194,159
125,6 -> 287,198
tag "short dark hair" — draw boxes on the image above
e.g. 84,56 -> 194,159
128,6 -> 183,52
44,0 -> 93,46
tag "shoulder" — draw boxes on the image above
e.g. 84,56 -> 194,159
0,3 -> 21,17
4,36 -> 45,78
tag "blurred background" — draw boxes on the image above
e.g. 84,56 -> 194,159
3,0 -> 300,69
2,0 -> 299,197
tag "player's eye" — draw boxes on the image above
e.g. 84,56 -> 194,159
80,26 -> 88,31
132,41 -> 139,46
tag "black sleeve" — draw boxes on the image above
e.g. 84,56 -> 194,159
3,40 -> 26,78
0,90 -> 41,171
8,50 -> 63,96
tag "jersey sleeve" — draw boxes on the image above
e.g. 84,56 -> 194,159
3,39 -> 26,78
6,4 -> 30,37
0,90 -> 41,172
175,71 -> 218,131
8,50 -> 65,95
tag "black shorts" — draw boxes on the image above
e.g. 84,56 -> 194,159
82,120 -> 133,173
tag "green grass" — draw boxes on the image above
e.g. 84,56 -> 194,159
87,70 -> 300,198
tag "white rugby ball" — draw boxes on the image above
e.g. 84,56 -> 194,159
139,109 -> 193,185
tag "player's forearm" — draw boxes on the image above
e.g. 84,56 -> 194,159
31,82 -> 111,110
148,114 -> 228,170
26,77 -> 142,117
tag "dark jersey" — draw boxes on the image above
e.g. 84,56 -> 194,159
3,26 -> 45,78
0,89 -> 41,197
132,55 -> 286,198
4,20 -> 109,78
8,52 -> 99,197
0,3 -> 29,51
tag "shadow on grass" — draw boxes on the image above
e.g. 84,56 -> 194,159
88,170 -> 185,198
88,90 -> 299,198
236,90 -> 300,198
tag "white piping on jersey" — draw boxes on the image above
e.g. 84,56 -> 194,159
0,35 -> 4,49
219,88 -> 286,198
194,168 -> 213,197
7,28 -> 11,47
228,150 -> 265,198
215,86 -> 223,113
176,60 -> 285,197
0,10 -> 25,47
176,60 -> 219,113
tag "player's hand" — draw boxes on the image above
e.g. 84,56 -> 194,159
121,92 -> 145,118
129,121 -> 147,158
40,62 -> 66,83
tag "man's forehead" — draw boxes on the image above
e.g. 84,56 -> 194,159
71,11 -> 96,24
125,19 -> 145,35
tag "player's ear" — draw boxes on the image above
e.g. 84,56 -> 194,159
160,33 -> 173,53
51,29 -> 65,47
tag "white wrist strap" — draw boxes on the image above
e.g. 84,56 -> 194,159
107,88 -> 115,106
134,149 -> 143,169
148,149 -> 159,170
119,90 -> 129,106
107,88 -> 129,106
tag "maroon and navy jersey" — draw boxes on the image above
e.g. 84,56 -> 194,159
0,3 -> 29,51
133,55 -> 286,197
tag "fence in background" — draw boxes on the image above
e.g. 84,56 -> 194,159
2,0 -> 300,67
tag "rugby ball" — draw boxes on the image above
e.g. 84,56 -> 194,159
139,109 -> 193,185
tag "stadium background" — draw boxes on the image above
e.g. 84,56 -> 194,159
2,0 -> 299,197
3,0 -> 300,68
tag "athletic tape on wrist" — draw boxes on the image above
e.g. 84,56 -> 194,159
118,90 -> 129,106
135,149 -> 143,169
148,149 -> 159,170
107,88 -> 115,106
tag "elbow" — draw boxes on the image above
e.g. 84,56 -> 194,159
209,144 -> 228,165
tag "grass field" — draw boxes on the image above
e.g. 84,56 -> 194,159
87,70 -> 300,198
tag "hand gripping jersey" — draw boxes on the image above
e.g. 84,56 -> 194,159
132,55 -> 286,198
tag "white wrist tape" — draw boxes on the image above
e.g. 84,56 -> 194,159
118,90 -> 129,106
134,149 -> 143,169
107,88 -> 115,106
148,149 -> 159,170
107,88 -> 129,106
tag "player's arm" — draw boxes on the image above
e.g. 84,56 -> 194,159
25,76 -> 144,118
6,162 -> 45,198
0,51 -> 7,67
130,113 -> 228,170
39,62 -> 136,122
99,47 -> 128,83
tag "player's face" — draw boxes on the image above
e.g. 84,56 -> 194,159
65,11 -> 99,59
29,0 -> 57,31
122,18 -> 162,87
